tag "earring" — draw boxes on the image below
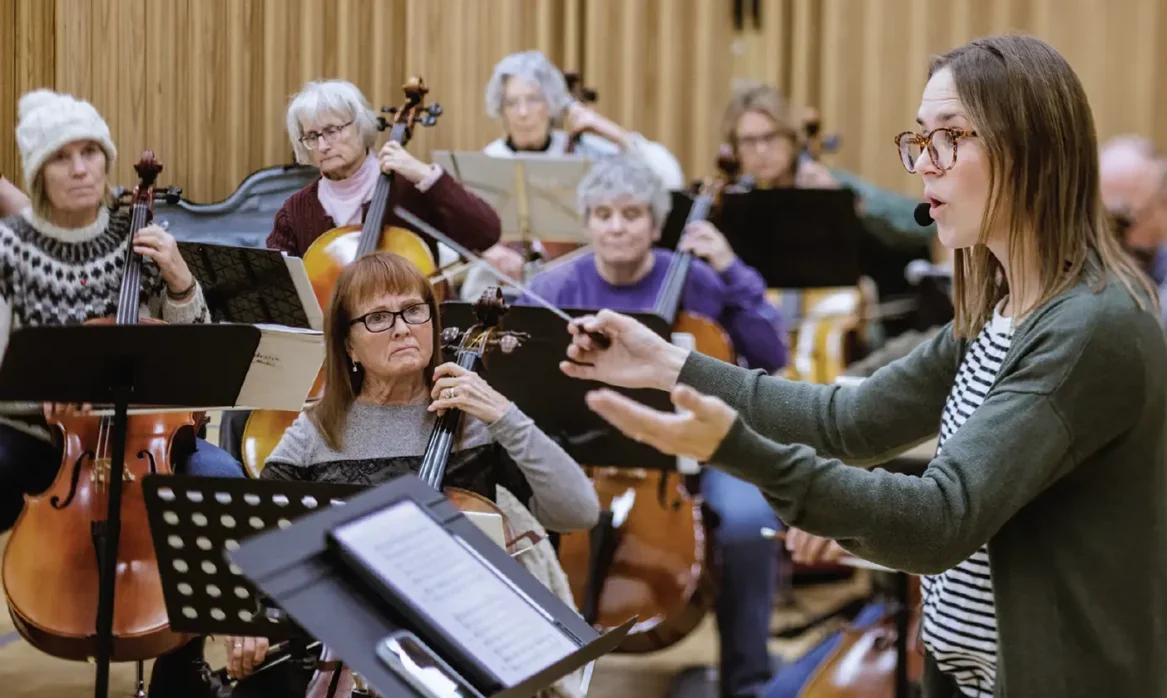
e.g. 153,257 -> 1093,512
351,361 -> 360,373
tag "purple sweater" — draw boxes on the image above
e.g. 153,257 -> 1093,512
521,249 -> 787,372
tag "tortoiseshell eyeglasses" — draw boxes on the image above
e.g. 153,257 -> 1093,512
894,128 -> 978,173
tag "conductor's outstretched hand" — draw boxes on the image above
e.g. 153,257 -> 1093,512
584,384 -> 738,462
560,309 -> 689,391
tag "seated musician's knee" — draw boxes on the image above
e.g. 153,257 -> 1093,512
703,470 -> 780,546
182,438 -> 246,478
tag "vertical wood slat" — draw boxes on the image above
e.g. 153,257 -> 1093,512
2,0 -> 1167,201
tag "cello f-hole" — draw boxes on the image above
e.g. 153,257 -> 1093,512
139,450 -> 157,475
50,452 -> 88,510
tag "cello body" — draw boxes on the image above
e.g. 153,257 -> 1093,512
798,579 -> 922,698
3,323 -> 196,660
2,154 -> 195,662
240,78 -> 444,478
556,312 -> 732,652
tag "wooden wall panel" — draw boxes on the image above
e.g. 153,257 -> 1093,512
0,0 -> 56,188
0,0 -> 1164,203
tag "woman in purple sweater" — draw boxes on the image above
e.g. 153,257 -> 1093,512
520,155 -> 788,698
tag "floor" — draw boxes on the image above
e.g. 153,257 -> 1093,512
1,414 -> 923,697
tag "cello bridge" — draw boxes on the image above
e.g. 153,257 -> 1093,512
90,457 -> 136,492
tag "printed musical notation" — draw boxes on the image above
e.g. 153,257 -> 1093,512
331,500 -> 578,687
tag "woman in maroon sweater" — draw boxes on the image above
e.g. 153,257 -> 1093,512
266,78 -> 501,260
220,79 -> 504,680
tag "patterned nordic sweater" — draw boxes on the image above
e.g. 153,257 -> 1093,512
0,206 -> 209,439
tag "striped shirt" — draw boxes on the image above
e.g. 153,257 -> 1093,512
921,306 -> 1014,696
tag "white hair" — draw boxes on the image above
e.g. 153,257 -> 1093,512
577,155 -> 672,224
484,51 -> 573,120
285,80 -> 380,165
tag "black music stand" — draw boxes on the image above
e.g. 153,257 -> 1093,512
142,476 -> 364,642
227,474 -> 634,697
0,324 -> 262,698
659,188 -> 865,288
440,302 -> 676,470
177,242 -> 321,329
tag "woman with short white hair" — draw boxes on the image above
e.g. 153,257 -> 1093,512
483,50 -> 683,188
465,51 -> 684,301
265,78 -> 500,259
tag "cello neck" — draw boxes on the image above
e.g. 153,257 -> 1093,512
357,120 -> 408,258
417,348 -> 478,489
356,167 -> 394,258
652,190 -> 714,324
117,154 -> 164,326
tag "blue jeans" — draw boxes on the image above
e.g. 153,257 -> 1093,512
761,601 -> 890,697
702,467 -> 783,698
0,421 -> 244,531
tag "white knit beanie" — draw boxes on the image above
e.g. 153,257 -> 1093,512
15,89 -> 117,190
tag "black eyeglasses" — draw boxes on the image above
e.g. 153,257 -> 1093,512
349,303 -> 432,333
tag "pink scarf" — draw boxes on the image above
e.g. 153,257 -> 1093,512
317,152 -> 380,227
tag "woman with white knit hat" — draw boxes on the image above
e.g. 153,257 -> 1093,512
0,89 -> 244,696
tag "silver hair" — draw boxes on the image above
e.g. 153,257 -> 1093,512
484,50 -> 573,120
577,155 -> 672,224
286,80 -> 380,165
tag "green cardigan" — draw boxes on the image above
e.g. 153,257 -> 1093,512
679,271 -> 1167,697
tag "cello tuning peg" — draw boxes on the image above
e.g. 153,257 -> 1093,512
427,103 -> 443,117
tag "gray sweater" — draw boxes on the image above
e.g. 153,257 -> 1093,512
680,270 -> 1167,697
262,400 -> 600,533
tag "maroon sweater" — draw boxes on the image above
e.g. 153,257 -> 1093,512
266,170 -> 501,259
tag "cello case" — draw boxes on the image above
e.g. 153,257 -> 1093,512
154,161 -> 318,247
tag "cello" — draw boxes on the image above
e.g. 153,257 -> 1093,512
418,286 -> 535,552
555,153 -> 739,653
240,77 -> 444,477
3,152 -> 195,662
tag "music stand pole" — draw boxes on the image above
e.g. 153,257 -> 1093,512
0,323 -> 266,698
92,382 -> 131,698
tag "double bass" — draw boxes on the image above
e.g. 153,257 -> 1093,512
556,154 -> 739,653
3,153 -> 195,661
240,77 -> 444,477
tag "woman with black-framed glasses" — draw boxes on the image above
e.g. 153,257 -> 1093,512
259,250 -> 598,523
225,252 -> 599,695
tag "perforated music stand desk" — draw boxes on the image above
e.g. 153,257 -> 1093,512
177,242 -> 324,330
659,188 -> 864,288
0,323 -> 262,698
221,474 -> 633,698
440,302 -> 676,471
143,476 -> 363,642
433,151 -> 592,247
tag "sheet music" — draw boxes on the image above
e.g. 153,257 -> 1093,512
332,500 -> 578,687
282,256 -> 324,331
234,326 -> 325,411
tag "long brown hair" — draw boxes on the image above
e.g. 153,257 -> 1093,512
308,252 -> 442,451
932,35 -> 1158,337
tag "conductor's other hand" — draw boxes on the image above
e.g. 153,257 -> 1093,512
482,244 -> 524,281
560,309 -> 688,391
785,528 -> 847,565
